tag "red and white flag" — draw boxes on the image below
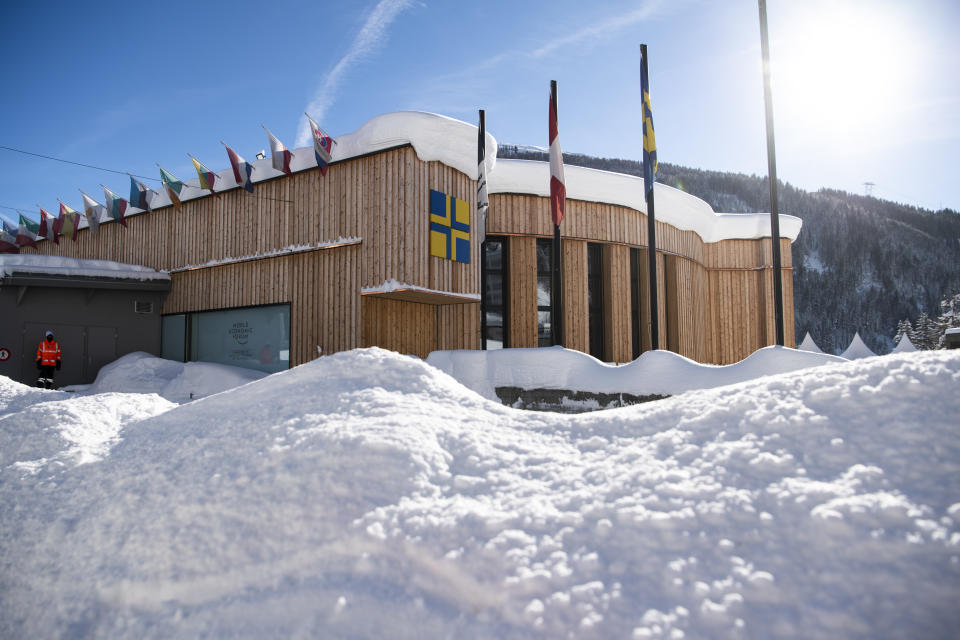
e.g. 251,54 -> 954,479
548,87 -> 565,226
39,207 -> 57,244
263,125 -> 293,176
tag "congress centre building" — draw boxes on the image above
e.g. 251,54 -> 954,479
17,111 -> 800,376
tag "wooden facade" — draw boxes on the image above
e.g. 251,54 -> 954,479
27,142 -> 794,366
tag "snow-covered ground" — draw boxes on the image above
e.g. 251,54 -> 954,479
1,348 -> 958,638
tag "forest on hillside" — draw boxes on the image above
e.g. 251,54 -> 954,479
497,145 -> 960,354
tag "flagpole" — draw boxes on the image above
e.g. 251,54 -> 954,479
479,108 -> 489,350
641,44 -> 660,351
550,80 -> 564,348
758,0 -> 785,346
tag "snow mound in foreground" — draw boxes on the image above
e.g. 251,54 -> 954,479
79,351 -> 268,402
2,348 -> 959,639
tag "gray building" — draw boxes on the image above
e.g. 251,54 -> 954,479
1,255 -> 170,388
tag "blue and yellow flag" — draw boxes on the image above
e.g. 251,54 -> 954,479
640,52 -> 658,195
429,189 -> 470,263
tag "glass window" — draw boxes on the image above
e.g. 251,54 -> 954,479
536,238 -> 553,347
161,314 -> 186,362
482,237 -> 508,350
188,304 -> 291,374
631,248 -> 642,359
588,243 -> 604,360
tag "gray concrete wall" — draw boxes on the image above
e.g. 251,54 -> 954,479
0,286 -> 165,388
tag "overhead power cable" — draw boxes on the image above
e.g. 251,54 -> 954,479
0,145 -> 159,182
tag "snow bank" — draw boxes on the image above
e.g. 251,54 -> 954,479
76,351 -> 268,403
0,376 -> 173,476
2,348 -> 958,638
427,345 -> 847,400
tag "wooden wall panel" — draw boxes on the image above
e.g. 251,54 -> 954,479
507,236 -> 538,348
562,239 -> 588,354
164,244 -> 360,365
602,244 -> 632,362
437,303 -> 482,351
362,297 -> 436,358
666,256 -> 710,362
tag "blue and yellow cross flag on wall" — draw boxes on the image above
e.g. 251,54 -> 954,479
429,189 -> 470,263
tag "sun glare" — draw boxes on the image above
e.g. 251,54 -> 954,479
769,3 -> 917,148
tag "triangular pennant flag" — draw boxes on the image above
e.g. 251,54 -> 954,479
190,155 -> 219,197
103,185 -> 128,227
17,213 -> 39,249
80,190 -> 105,236
305,113 -> 334,177
58,201 -> 80,241
223,143 -> 254,193
129,175 -> 154,212
263,125 -> 293,175
0,217 -> 21,253
39,207 -> 57,244
158,165 -> 184,209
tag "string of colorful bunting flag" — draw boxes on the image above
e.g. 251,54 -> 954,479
1,115 -> 335,253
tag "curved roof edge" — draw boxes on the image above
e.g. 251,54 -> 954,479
488,159 -> 801,243
135,111 -> 800,244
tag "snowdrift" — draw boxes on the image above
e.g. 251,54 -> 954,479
1,348 -> 959,639
427,344 -> 847,399
75,351 -> 268,402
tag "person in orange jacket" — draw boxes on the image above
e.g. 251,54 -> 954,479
36,330 -> 62,389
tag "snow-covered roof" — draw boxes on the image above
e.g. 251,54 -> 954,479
797,332 -> 823,353
0,255 -> 170,282
892,333 -> 918,353
487,158 -> 802,243
115,111 -> 799,245
840,331 -> 878,359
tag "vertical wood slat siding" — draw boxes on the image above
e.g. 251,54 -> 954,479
35,146 -> 478,298
436,303 -> 481,352
360,299 -> 479,358
562,240 -> 588,354
163,244 -> 360,365
508,236 -> 538,348
602,244 -> 632,363
26,147 -> 794,364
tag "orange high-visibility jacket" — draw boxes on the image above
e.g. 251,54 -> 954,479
36,340 -> 61,366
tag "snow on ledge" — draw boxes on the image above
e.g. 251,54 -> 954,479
167,237 -> 362,273
361,278 -> 480,300
0,255 -> 169,281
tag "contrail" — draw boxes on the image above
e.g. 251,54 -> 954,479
296,0 -> 416,146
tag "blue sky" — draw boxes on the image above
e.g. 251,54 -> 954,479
2,0 -> 958,226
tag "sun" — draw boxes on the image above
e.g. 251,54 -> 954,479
768,3 -> 917,148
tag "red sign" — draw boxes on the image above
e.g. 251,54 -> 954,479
0,348 -> 9,362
